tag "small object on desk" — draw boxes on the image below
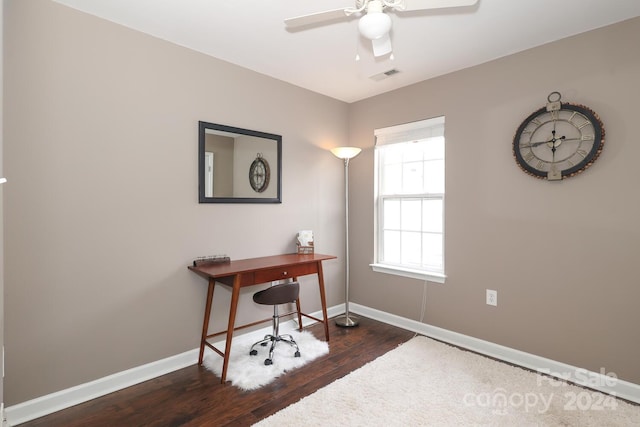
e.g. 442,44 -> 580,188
296,230 -> 314,254
193,255 -> 231,267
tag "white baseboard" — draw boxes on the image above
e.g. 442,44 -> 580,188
5,348 -> 199,426
7,302 -> 638,425
5,304 -> 343,426
350,303 -> 640,405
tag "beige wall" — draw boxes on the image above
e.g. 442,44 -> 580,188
3,0 -> 348,404
204,134 -> 234,197
348,17 -> 640,385
233,135 -> 278,198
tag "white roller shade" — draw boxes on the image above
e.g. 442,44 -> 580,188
375,116 -> 445,146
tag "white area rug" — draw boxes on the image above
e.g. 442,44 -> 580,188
254,336 -> 640,426
203,330 -> 328,391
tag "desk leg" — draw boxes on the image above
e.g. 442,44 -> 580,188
292,276 -> 303,331
316,261 -> 330,342
295,299 -> 303,331
198,279 -> 216,365
221,274 -> 241,384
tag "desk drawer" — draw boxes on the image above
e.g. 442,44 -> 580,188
254,263 -> 317,283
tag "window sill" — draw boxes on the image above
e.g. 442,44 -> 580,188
370,263 -> 446,284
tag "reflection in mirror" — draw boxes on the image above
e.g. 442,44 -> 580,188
199,121 -> 282,203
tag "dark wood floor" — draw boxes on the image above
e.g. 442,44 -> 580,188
22,316 -> 415,427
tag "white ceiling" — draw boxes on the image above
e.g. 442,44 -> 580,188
53,0 -> 640,103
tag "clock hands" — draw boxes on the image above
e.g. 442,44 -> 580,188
522,140 -> 548,148
522,132 -> 569,149
548,124 -> 563,180
557,137 -> 583,142
523,139 -> 553,148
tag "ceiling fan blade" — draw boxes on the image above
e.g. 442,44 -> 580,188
284,8 -> 350,29
400,0 -> 478,12
371,33 -> 392,57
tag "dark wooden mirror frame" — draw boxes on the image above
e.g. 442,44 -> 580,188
198,121 -> 282,204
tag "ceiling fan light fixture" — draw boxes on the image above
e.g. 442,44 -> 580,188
372,34 -> 392,56
358,11 -> 391,40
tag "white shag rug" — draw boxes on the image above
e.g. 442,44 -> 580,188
203,330 -> 328,391
254,336 -> 640,426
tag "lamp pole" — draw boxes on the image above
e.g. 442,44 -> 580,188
330,147 -> 361,328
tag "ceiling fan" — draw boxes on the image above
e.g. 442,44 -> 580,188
285,0 -> 478,58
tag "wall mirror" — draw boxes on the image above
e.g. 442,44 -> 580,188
199,121 -> 282,203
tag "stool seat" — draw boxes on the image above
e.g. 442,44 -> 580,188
253,282 -> 300,305
250,281 -> 301,365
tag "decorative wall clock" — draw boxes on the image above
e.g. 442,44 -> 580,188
249,153 -> 270,192
513,92 -> 605,181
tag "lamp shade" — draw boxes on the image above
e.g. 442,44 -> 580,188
331,146 -> 362,160
358,11 -> 391,40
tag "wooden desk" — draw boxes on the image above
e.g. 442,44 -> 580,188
188,253 -> 336,383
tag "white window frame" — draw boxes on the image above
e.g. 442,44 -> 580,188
371,116 -> 446,284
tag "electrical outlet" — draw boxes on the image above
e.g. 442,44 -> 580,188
486,289 -> 497,306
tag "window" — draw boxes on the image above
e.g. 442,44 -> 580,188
371,117 -> 445,283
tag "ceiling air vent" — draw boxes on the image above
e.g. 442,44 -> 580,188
370,68 -> 400,82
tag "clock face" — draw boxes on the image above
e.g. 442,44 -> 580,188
249,156 -> 270,192
513,103 -> 604,180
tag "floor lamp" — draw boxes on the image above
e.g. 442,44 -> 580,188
331,146 -> 362,328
